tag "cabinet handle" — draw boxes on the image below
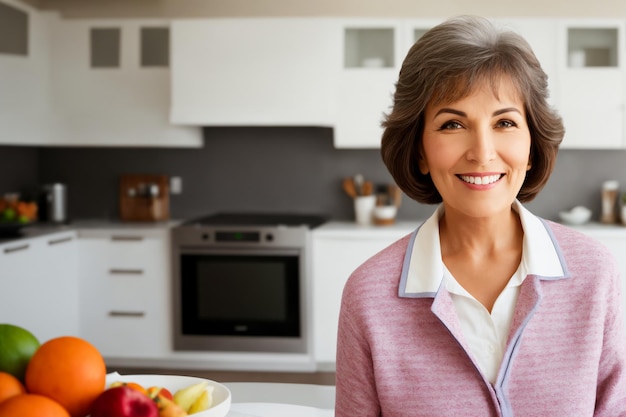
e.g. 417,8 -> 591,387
3,244 -> 29,254
110,236 -> 144,242
48,236 -> 73,246
108,311 -> 145,317
109,269 -> 144,275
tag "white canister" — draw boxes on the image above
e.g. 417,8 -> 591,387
353,195 -> 377,226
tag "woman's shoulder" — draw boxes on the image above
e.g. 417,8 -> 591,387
343,232 -> 413,294
542,219 -> 619,275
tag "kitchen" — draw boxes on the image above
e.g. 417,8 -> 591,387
3,0 -> 626,414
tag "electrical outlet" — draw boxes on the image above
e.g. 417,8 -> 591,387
170,176 -> 183,194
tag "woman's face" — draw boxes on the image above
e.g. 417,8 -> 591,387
419,77 -> 531,219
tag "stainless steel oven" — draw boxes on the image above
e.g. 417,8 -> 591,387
171,213 -> 326,354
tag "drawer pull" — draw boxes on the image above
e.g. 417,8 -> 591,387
109,269 -> 144,275
109,311 -> 145,318
111,236 -> 144,242
48,236 -> 73,245
4,244 -> 29,254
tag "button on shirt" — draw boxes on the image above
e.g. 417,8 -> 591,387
400,200 -> 565,385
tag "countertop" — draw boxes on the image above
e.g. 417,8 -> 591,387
0,219 -> 182,246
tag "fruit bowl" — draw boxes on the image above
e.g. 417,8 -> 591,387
105,373 -> 231,417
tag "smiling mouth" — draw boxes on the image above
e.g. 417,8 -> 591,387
458,174 -> 504,185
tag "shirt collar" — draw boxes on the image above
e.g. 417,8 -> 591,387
398,200 -> 567,298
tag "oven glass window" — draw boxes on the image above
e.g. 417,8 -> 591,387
180,253 -> 300,337
196,259 -> 287,321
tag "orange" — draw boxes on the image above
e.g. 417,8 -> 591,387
25,336 -> 106,417
0,372 -> 26,405
0,393 -> 70,417
0,323 -> 40,382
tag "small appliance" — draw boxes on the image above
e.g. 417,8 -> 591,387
39,183 -> 68,223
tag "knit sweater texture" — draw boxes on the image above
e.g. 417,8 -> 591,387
335,220 -> 626,416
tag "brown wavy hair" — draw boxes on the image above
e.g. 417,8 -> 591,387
381,15 -> 564,204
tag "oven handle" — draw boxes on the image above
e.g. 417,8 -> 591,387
176,247 -> 302,256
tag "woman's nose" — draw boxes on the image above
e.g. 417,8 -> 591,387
466,127 -> 496,164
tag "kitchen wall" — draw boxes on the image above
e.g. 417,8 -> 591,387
0,146 -> 38,196
0,129 -> 617,223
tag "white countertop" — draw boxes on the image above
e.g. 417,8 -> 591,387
228,403 -> 332,417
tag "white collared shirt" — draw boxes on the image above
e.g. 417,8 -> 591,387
399,201 -> 565,384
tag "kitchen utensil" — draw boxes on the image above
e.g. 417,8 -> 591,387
342,177 -> 357,198
353,174 -> 364,195
362,180 -> 374,196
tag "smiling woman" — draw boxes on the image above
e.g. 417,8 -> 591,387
335,15 -> 626,417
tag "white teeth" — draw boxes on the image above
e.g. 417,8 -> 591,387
460,174 -> 501,185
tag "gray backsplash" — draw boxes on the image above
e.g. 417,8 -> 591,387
2,126 -> 625,223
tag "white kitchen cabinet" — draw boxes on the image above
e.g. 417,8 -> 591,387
334,20 -> 404,149
48,18 -> 202,147
77,227 -> 171,360
556,19 -> 626,149
170,18 -> 341,126
311,222 -> 418,368
0,231 -> 79,342
0,1 -> 55,145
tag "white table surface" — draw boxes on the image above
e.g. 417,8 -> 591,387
227,402 -> 334,417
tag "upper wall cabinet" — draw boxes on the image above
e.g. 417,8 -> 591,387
0,1 -> 55,145
556,19 -> 625,149
170,18 -> 341,126
333,19 -> 405,149
49,18 -> 202,147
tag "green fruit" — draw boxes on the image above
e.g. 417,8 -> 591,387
1,208 -> 16,222
0,323 -> 40,383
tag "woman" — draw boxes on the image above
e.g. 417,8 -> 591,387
335,16 -> 626,416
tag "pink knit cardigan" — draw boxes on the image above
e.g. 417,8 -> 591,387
335,220 -> 626,416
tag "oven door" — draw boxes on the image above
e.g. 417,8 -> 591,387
174,247 -> 306,353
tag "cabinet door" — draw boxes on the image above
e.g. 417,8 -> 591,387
311,232 -> 407,366
78,230 -> 171,358
170,18 -> 341,126
49,19 -> 202,147
334,20 -> 403,149
556,20 -> 625,149
0,232 -> 79,342
0,2 -> 54,145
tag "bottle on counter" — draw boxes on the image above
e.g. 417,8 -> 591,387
601,180 -> 619,224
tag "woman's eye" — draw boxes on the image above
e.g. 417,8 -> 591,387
496,119 -> 517,128
439,121 -> 463,130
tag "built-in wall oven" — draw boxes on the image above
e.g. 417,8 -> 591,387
171,213 -> 326,354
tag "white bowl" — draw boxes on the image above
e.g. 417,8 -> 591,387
373,205 -> 397,220
558,206 -> 592,225
105,373 -> 231,417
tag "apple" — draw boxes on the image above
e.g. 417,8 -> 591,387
90,386 -> 158,417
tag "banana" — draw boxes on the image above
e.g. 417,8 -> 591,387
187,387 -> 214,414
173,381 -> 209,412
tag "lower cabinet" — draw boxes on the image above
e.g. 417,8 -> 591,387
77,227 -> 171,359
311,223 -> 417,368
0,231 -> 79,343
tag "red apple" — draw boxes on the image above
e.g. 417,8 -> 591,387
90,386 -> 159,417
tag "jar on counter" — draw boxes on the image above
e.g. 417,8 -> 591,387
601,180 -> 619,224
